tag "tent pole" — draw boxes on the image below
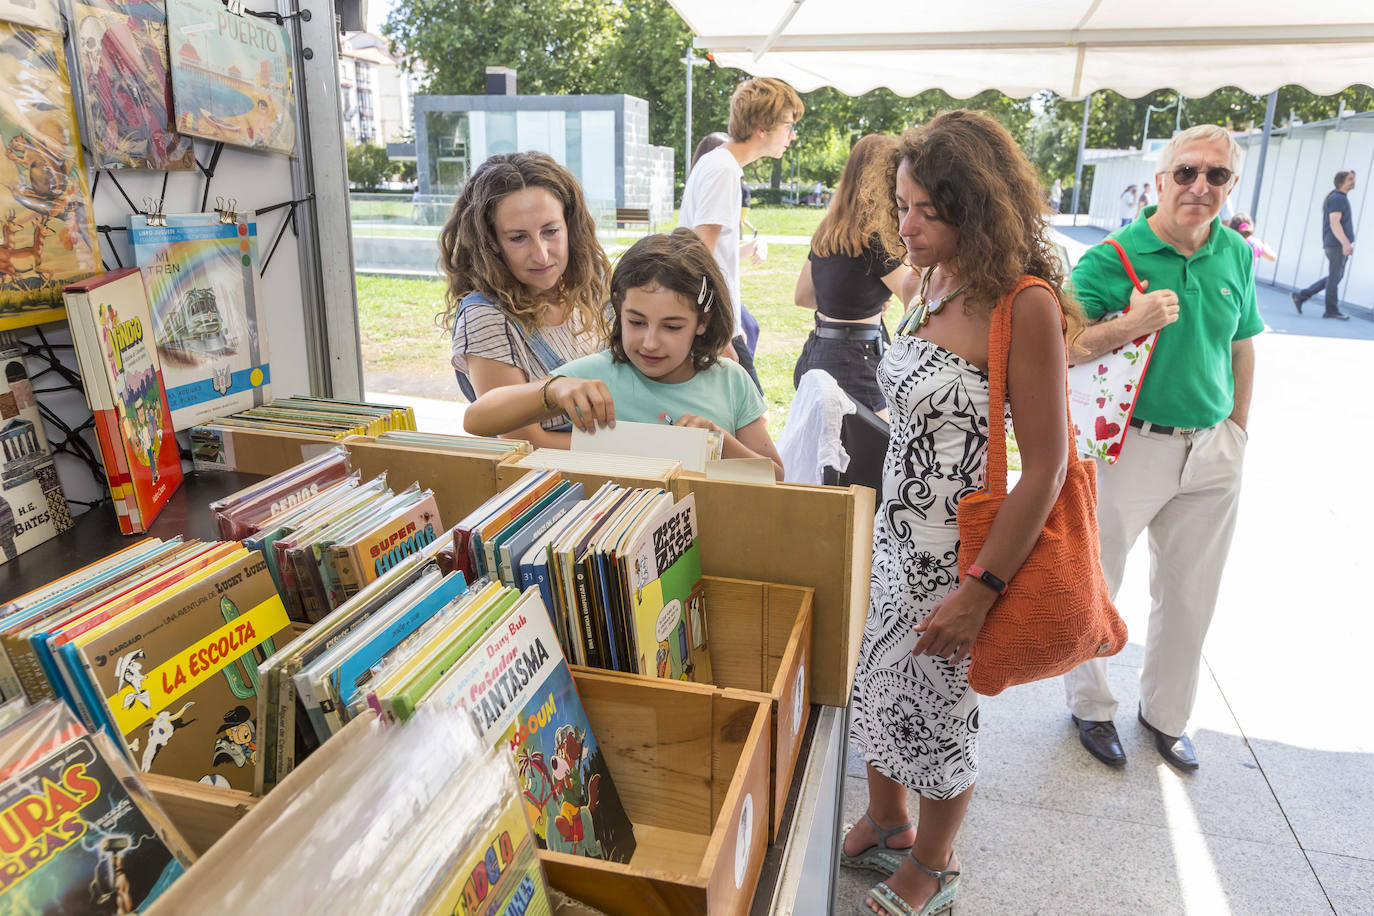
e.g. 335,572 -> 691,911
1250,90 -> 1279,223
1072,92 -> 1092,226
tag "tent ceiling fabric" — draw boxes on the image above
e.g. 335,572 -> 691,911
670,0 -> 1374,98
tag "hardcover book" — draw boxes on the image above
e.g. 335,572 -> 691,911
128,213 -> 271,430
0,346 -> 73,563
426,587 -> 637,864
0,21 -> 100,329
164,0 -> 296,154
64,268 -> 184,531
69,0 -> 197,170
625,493 -> 712,683
67,549 -> 290,792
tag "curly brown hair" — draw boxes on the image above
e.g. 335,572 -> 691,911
438,152 -> 610,341
607,229 -> 735,373
812,133 -> 902,264
873,110 -> 1077,329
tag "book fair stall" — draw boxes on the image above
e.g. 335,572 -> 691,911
0,0 -> 873,912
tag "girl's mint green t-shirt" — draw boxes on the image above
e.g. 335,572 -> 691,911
555,350 -> 765,434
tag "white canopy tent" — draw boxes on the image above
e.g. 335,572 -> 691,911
669,1 -> 1374,100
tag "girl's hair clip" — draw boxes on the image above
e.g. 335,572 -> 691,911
697,275 -> 714,313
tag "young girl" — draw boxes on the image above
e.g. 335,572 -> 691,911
463,229 -> 785,480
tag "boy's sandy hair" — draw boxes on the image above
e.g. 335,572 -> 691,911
727,77 -> 804,143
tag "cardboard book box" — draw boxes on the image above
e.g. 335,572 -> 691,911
345,435 -> 527,527
587,576 -> 812,842
543,669 -> 771,916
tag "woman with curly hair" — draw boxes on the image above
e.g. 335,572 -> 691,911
441,151 -> 611,446
844,110 -> 1080,916
792,133 -> 911,416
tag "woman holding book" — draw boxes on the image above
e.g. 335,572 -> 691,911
792,133 -> 911,418
844,111 -> 1079,916
443,152 -> 611,448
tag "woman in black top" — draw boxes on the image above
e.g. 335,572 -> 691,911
793,134 -> 911,417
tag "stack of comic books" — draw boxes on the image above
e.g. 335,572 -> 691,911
143,705 -> 551,915
0,700 -> 194,912
442,470 -> 713,683
190,396 -> 418,468
0,346 -> 74,562
0,538 -> 292,793
64,268 -> 184,533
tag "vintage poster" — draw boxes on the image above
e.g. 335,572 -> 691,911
0,22 -> 101,329
165,0 -> 296,154
0,346 -> 72,563
128,212 -> 271,430
70,0 -> 197,171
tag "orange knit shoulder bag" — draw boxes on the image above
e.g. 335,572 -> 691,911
957,275 -> 1127,696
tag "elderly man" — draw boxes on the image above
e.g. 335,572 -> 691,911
1063,125 -> 1261,771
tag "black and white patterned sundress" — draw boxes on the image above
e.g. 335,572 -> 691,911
849,331 -> 993,800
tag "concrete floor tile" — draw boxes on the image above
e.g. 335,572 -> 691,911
1243,741 -> 1374,860
1307,851 -> 1374,916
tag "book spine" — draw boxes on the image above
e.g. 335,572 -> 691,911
3,634 -> 54,703
332,544 -> 365,602
572,556 -> 602,669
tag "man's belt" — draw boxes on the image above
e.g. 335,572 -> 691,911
1130,416 -> 1199,437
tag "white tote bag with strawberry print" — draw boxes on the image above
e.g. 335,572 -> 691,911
1067,239 -> 1158,464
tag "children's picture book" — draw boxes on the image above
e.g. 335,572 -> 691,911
64,268 -> 184,531
0,346 -> 73,563
427,588 -> 637,864
165,0 -> 296,154
0,21 -> 101,329
69,0 -> 197,171
624,493 -> 712,683
128,212 -> 271,430
0,702 -> 194,913
0,0 -> 58,31
68,549 -> 290,792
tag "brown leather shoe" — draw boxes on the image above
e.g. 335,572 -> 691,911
1072,715 -> 1125,767
1138,707 -> 1198,771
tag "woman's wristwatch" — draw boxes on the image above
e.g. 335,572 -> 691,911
965,564 -> 1009,596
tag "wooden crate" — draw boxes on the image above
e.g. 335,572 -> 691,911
344,435 -> 526,527
189,426 -> 340,475
143,773 -> 259,856
496,452 -> 677,495
672,477 -> 874,708
579,576 -> 812,841
542,670 -> 771,916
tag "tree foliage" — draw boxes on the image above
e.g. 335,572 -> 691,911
346,142 -> 392,190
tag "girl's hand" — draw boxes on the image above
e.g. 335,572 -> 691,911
673,413 -> 723,435
911,582 -> 997,663
549,377 -> 615,433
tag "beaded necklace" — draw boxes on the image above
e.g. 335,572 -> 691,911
896,266 -> 966,335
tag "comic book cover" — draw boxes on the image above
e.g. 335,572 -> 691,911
427,588 -> 637,864
128,213 -> 270,430
69,0 -> 196,171
0,703 -> 192,914
0,0 -> 58,31
423,787 -> 551,916
329,491 -> 443,604
65,268 -> 184,530
624,493 -> 712,683
69,550 -> 289,792
164,0 -> 295,154
0,346 -> 73,564
0,21 -> 100,329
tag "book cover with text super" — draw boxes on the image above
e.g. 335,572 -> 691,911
129,213 -> 271,430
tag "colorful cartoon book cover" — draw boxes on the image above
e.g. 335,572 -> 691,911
0,346 -> 73,564
128,213 -> 271,430
425,787 -> 551,916
164,0 -> 295,154
0,726 -> 190,912
0,21 -> 100,329
625,493 -> 712,683
69,0 -> 197,171
69,550 -> 290,792
330,491 -> 443,604
427,588 -> 637,864
66,268 -> 184,529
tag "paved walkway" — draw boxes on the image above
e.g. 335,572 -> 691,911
837,226 -> 1374,915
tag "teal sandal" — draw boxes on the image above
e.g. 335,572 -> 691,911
858,850 -> 960,916
839,812 -> 913,876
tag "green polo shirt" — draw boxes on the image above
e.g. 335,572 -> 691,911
1069,206 -> 1264,429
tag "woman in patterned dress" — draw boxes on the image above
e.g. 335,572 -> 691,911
845,110 -> 1080,915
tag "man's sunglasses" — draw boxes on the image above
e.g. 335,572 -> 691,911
1168,165 -> 1233,187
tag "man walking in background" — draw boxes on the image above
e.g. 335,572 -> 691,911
679,76 -> 803,393
1293,169 -> 1356,320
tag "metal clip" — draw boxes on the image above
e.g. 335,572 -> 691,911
142,196 -> 165,227
215,196 -> 239,225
